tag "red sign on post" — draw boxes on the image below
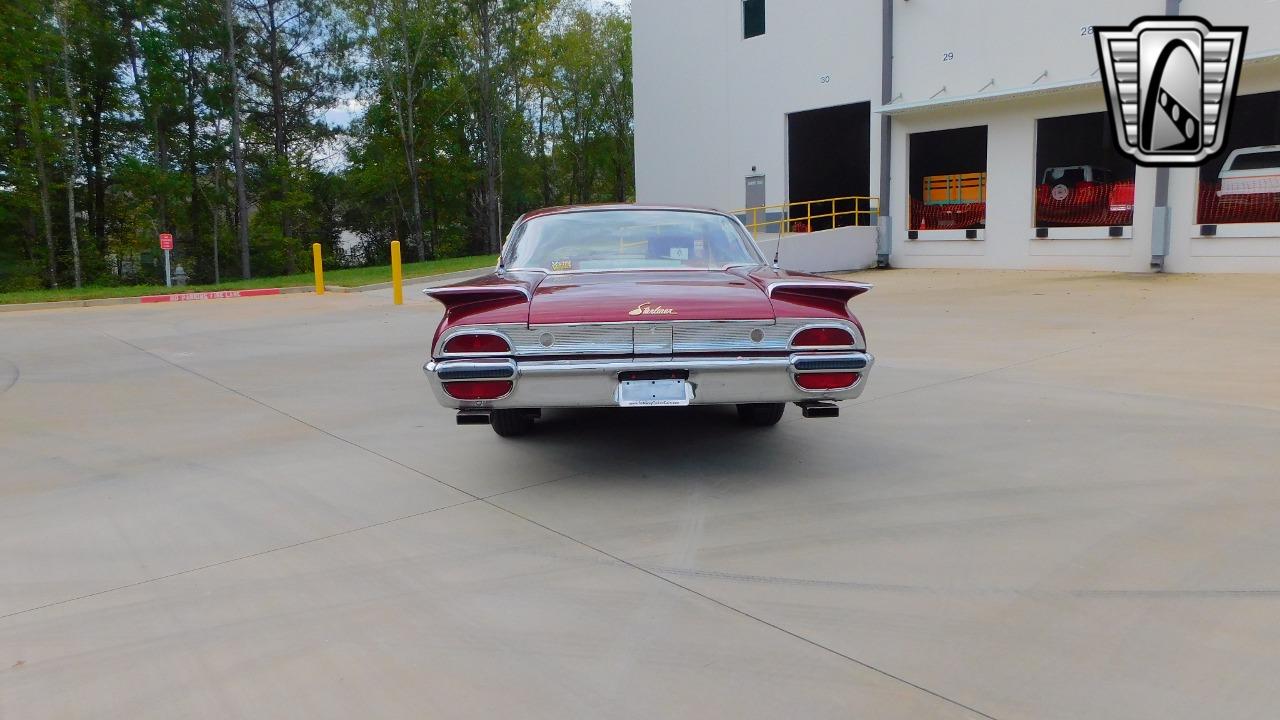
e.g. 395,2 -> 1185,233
159,233 -> 174,250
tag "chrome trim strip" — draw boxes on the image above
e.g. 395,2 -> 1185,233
529,318 -> 775,327
766,280 -> 874,298
426,359 -> 519,404
435,359 -> 518,381
422,285 -> 532,301
508,266 -> 759,276
791,354 -> 870,372
434,319 -> 866,357
788,353 -> 871,393
423,352 -> 874,409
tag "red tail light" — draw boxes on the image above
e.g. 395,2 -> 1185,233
795,372 -> 859,390
444,333 -> 511,354
792,327 -> 854,348
443,381 -> 513,400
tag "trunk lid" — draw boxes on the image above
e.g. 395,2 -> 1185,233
528,270 -> 774,325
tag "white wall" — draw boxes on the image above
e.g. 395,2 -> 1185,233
1164,60 -> 1280,273
755,226 -> 879,273
1182,0 -> 1280,56
892,0 -> 1164,105
888,89 -> 1156,272
634,0 -> 1280,273
887,59 -> 1280,273
633,2 -> 732,210
634,0 -> 883,213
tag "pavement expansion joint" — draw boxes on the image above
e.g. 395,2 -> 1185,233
90,328 -> 1002,718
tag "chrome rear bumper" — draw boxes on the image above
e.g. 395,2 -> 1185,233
423,353 -> 874,409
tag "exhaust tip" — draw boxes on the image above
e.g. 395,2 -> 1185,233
799,402 -> 840,419
456,412 -> 492,426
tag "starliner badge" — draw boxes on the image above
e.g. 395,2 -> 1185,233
628,301 -> 677,316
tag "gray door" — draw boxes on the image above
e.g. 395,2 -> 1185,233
745,175 -> 766,209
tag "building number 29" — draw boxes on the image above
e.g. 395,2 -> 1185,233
942,52 -> 954,62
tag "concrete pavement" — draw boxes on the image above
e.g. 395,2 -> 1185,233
2,269 -> 1279,719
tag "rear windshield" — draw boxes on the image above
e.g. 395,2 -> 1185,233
1044,167 -> 1086,185
1228,151 -> 1280,172
504,210 -> 763,272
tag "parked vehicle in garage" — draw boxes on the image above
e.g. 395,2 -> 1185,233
1217,146 -> 1280,206
1034,165 -> 1134,225
918,172 -> 987,229
422,205 -> 874,436
923,172 -> 987,206
1040,165 -> 1115,202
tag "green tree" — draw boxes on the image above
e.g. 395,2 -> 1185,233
238,0 -> 354,274
0,0 -> 633,294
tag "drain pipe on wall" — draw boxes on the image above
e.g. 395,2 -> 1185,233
1152,167 -> 1171,270
876,0 -> 894,268
1152,0 -> 1181,271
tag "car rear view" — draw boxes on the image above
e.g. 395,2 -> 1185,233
422,206 -> 875,436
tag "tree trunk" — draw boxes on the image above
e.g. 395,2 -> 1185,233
405,79 -> 424,262
614,131 -> 627,202
90,80 -> 107,255
11,100 -> 37,262
382,3 -> 427,262
58,0 -> 83,287
475,0 -> 501,254
537,93 -> 551,206
28,79 -> 58,289
265,0 -> 294,273
123,8 -> 168,238
223,0 -> 251,278
211,200 -> 221,284
185,45 -> 200,277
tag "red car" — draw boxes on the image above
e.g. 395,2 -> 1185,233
423,205 -> 874,436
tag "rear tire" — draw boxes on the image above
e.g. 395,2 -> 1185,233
491,409 -> 536,437
736,403 -> 785,427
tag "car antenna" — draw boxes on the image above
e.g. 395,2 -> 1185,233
772,208 -> 784,270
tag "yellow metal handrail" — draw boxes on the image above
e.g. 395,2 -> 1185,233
731,194 -> 881,237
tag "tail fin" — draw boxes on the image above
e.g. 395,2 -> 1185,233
765,280 -> 872,304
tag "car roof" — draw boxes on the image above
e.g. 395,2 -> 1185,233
1226,145 -> 1280,156
515,203 -> 733,225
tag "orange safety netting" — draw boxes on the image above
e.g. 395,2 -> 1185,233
910,199 -> 986,230
1034,179 -> 1134,227
914,180 -> 1280,230
1197,181 -> 1280,224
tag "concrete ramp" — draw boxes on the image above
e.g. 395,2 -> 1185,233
753,225 -> 878,273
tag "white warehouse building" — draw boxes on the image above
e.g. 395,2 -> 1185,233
632,0 -> 1280,273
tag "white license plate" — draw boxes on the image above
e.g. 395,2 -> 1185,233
616,379 -> 693,407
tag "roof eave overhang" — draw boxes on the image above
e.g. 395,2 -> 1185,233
876,49 -> 1280,117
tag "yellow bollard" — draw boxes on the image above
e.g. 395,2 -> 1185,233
390,240 -> 403,305
312,243 -> 324,295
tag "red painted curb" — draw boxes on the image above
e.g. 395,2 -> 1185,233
139,288 -> 283,304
